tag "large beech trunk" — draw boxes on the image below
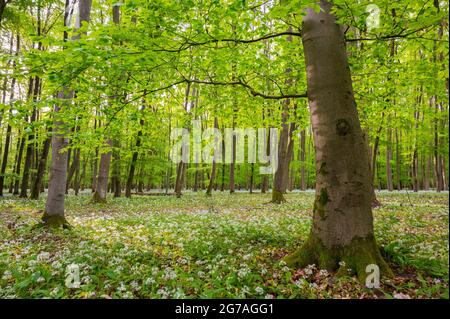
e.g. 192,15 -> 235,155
43,91 -> 72,226
284,1 -> 391,281
43,0 -> 92,226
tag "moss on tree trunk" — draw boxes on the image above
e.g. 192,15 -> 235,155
41,212 -> 70,229
271,190 -> 286,203
92,191 -> 107,203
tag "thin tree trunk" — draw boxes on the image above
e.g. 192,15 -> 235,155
229,118 -> 236,194
0,109 -> 12,196
30,130 -> 51,199
300,129 -> 307,190
66,145 -> 80,193
221,126 -> 225,192
424,155 -> 431,190
0,34 -> 18,196
13,135 -> 25,195
125,107 -> 144,198
271,28 -> 294,203
206,117 -> 219,196
19,77 -> 38,198
93,139 -> 113,202
386,125 -> 393,191
281,122 -> 295,194
441,156 -> 447,190
261,125 -> 270,194
249,163 -> 255,194
395,128 -> 401,190
112,139 -> 121,198
92,119 -> 99,192
175,83 -> 191,197
76,155 -> 86,194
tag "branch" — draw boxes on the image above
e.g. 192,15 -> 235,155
345,24 -> 439,42
154,31 -> 302,52
103,80 -> 186,128
103,76 -> 307,127
186,78 -> 307,100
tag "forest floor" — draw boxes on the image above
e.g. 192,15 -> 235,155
0,191 -> 448,299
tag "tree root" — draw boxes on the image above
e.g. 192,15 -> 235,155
284,234 -> 393,282
41,212 -> 72,229
270,190 -> 287,204
92,191 -> 107,203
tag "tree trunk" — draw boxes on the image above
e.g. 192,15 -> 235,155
363,130 -> 381,207
206,117 -> 219,196
220,126 -> 226,192
112,140 -> 121,198
0,109 -> 12,196
284,1 -> 392,281
193,163 -> 199,192
300,129 -> 307,190
0,0 -> 8,27
125,109 -> 144,198
261,124 -> 271,194
386,126 -> 393,191
412,149 -> 419,192
441,156 -> 447,190
272,108 -> 290,203
93,139 -> 113,202
92,119 -> 99,193
43,90 -> 72,226
249,163 -> 254,194
229,127 -> 236,194
174,162 -> 185,198
272,29 -> 294,203
0,34 -> 18,196
164,117 -> 172,195
424,155 -> 431,190
30,132 -> 51,199
434,109 -> 443,191
66,146 -> 80,193
44,0 -> 93,226
19,77 -> 39,198
395,128 -> 401,190
76,155 -> 86,194
280,123 -> 295,194
13,135 -> 25,195
175,83 -> 191,198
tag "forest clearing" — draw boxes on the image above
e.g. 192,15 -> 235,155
0,0 -> 449,303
